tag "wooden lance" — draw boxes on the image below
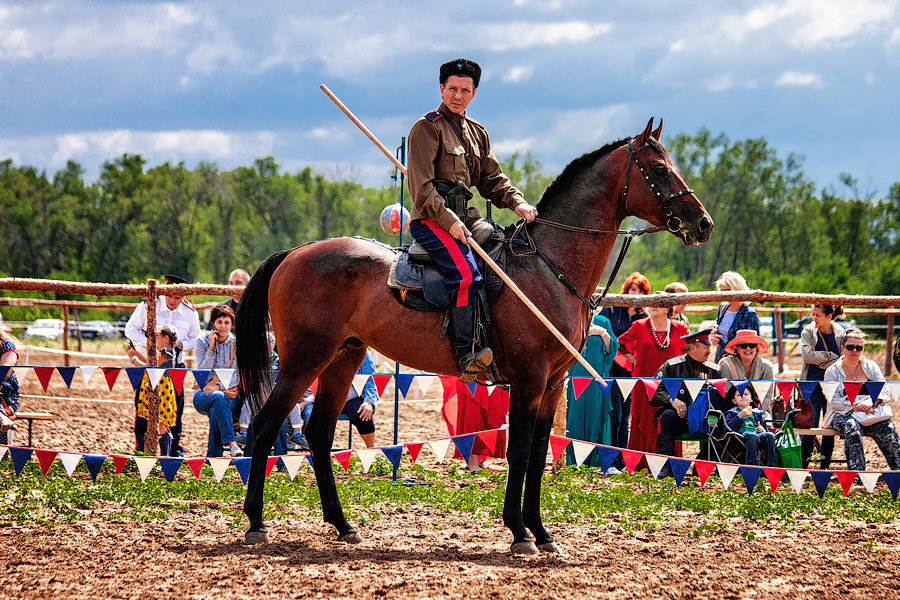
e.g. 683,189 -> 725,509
321,84 -> 607,384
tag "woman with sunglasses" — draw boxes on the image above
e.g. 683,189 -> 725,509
799,304 -> 846,468
718,329 -> 777,417
823,329 -> 900,471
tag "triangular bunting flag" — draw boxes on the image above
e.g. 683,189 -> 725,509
882,472 -> 900,500
708,379 -> 727,397
101,367 -> 121,391
34,449 -> 57,476
134,456 -> 157,481
662,379 -> 684,401
694,460 -> 716,487
232,457 -> 252,485
305,454 -> 315,468
775,381 -> 796,403
593,377 -> 609,389
476,430 -> 500,457
548,435 -> 571,463
83,454 -> 106,481
0,366 -> 8,384
739,466 -> 763,495
750,381 -> 774,405
820,382 -> 840,403
683,379 -> 705,401
810,471 -> 833,498
621,449 -> 644,475
731,380 -> 750,397
352,374 -> 370,396
214,369 -> 235,389
357,448 -> 379,473
79,366 -> 97,385
265,456 -> 278,478
333,450 -> 353,472
208,457 -> 232,482
887,382 -> 900,402
381,445 -> 403,470
185,458 -> 205,479
670,458 -> 692,486
159,458 -> 183,482
462,381 -> 477,398
395,374 -> 415,397
858,472 -> 880,494
597,446 -> 620,474
615,378 -> 638,399
834,471 -> 857,496
864,381 -> 885,402
124,367 -> 146,391
191,369 -> 211,389
0,446 -> 7,461
797,381 -> 819,402
34,367 -> 55,392
59,452 -> 81,477
13,367 -> 30,384
717,463 -> 739,489
9,447 -> 33,476
646,454 -> 668,479
146,368 -> 166,390
571,377 -> 593,400
280,455 -> 305,480
571,441 -> 596,467
786,469 -> 808,492
843,382 -> 863,405
167,369 -> 188,394
110,454 -> 130,474
413,375 -> 437,398
56,367 -> 77,388
309,378 -> 319,396
371,374 -> 393,398
405,442 -> 424,464
452,434 -> 477,464
641,378 -> 661,397
428,438 -> 453,463
763,467 -> 786,493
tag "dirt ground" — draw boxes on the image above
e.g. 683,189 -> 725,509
3,345 -> 900,599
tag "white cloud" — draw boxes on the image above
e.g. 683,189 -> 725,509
775,71 -> 823,87
479,21 -> 612,52
492,137 -> 537,155
503,65 -> 534,83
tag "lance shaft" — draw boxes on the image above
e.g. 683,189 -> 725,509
321,84 -> 606,384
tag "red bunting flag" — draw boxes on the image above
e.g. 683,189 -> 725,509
371,374 -> 392,397
763,467 -> 786,493
835,471 -> 858,496
776,381 -> 796,403
641,379 -> 661,397
843,382 -> 863,406
265,456 -> 278,478
405,442 -> 425,464
693,460 -> 717,487
167,369 -> 188,394
333,450 -> 353,472
476,430 -> 500,457
548,435 -> 570,462
572,377 -> 593,400
101,367 -> 121,391
34,367 -> 55,392
622,449 -> 644,475
34,449 -> 58,476
110,454 -> 130,474
185,458 -> 205,479
708,378 -> 727,397
439,375 -> 459,400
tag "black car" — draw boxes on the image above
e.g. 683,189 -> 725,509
69,320 -> 116,339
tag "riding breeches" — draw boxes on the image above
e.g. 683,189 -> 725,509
409,219 -> 483,308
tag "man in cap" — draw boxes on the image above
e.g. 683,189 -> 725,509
649,329 -> 726,469
125,274 -> 201,456
407,58 -> 538,382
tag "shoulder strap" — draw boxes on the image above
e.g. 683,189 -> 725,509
425,110 -> 442,122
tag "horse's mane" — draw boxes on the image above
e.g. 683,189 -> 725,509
536,138 -> 629,212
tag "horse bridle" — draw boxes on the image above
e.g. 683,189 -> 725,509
512,136 -> 696,309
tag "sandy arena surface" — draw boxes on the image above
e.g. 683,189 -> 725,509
3,345 -> 900,599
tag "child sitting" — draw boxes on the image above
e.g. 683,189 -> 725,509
724,385 -> 776,466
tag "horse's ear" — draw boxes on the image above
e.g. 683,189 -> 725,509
651,119 -> 663,140
638,118 -> 654,145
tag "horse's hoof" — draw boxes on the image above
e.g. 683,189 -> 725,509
338,531 -> 363,544
537,541 -> 561,554
510,541 -> 540,555
245,530 -> 270,545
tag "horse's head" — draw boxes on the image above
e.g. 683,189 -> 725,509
619,118 -> 713,246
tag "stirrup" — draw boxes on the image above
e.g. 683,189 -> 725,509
458,348 -> 493,383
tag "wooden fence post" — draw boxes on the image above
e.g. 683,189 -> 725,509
774,304 -> 784,374
61,306 -> 70,367
887,313 -> 895,377
143,280 -> 160,455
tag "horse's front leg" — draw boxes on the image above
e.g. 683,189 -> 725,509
521,386 -> 561,552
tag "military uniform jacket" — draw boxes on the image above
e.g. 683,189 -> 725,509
407,102 -> 524,232
650,354 -> 726,411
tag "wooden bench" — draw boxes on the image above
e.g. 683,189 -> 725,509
795,427 -> 842,437
13,412 -> 52,447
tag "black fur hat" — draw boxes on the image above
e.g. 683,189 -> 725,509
439,58 -> 481,88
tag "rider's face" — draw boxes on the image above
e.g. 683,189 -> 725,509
440,76 -> 476,115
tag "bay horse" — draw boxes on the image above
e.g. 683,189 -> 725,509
236,118 -> 713,555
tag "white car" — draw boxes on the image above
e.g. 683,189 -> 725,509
23,318 -> 65,340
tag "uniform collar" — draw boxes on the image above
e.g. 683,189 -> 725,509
438,103 -> 465,124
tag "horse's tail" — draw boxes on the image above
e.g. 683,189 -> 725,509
236,249 -> 292,413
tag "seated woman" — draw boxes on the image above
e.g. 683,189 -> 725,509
0,325 -> 19,444
192,305 -> 242,457
718,329 -> 777,416
709,271 -> 760,363
724,385 -> 775,466
129,326 -> 179,455
824,328 -> 900,471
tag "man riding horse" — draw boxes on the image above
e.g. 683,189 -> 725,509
407,58 -> 538,383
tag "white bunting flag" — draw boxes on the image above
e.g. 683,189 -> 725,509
683,380 -> 705,401
428,438 -> 453,463
59,452 -> 81,477
615,378 -> 638,400
133,456 -> 157,481
646,454 -> 668,479
858,472 -> 881,494
750,381 -> 773,404
820,382 -> 841,402
0,447 -> 7,462
280,455 -> 306,480
717,464 -> 739,489
570,441 -> 595,467
415,375 -> 438,398
357,448 -> 379,473
13,367 -> 29,384
146,368 -> 166,390
79,366 -> 98,385
886,382 -> 900,403
213,369 -> 235,389
352,374 -> 370,396
208,457 -> 232,483
786,469 -> 809,493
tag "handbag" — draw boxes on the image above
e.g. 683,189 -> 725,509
851,398 -> 893,426
776,420 -> 802,468
792,388 -> 814,428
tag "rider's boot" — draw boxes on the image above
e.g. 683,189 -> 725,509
449,306 -> 493,383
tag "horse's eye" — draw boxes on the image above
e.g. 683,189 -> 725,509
653,163 -> 668,176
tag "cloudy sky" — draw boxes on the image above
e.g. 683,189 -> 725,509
2,0 -> 898,197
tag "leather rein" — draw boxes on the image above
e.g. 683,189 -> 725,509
509,137 -> 695,312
